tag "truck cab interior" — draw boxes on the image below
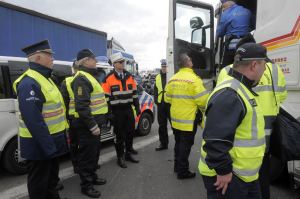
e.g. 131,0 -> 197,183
173,1 -> 215,79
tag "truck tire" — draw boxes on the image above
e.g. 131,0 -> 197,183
137,112 -> 152,136
2,137 -> 28,175
270,155 -> 286,182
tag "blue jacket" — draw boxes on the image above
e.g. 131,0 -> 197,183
16,62 -> 68,160
216,4 -> 252,38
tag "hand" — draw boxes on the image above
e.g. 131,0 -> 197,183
91,127 -> 101,136
214,172 -> 232,195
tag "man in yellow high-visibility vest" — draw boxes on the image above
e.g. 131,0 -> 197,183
13,40 -> 69,199
154,59 -> 170,151
199,43 -> 267,198
165,53 -> 209,179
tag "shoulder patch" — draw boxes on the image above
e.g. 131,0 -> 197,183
77,86 -> 83,96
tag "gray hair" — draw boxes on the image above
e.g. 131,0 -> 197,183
177,53 -> 190,68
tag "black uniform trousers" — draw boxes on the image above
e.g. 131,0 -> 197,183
173,124 -> 197,175
72,122 -> 100,190
202,174 -> 262,199
27,157 -> 60,199
113,107 -> 135,157
157,102 -> 170,147
259,154 -> 270,199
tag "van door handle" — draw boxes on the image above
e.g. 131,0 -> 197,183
9,111 -> 16,113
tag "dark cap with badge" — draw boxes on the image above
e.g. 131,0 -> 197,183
234,43 -> 269,62
76,49 -> 96,61
22,40 -> 54,57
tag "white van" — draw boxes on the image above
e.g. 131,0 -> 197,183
0,56 -> 155,174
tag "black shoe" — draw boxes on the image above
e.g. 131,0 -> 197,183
155,145 -> 168,151
117,157 -> 127,168
128,148 -> 138,155
55,181 -> 64,191
93,178 -> 107,185
177,171 -> 196,179
125,154 -> 139,163
96,164 -> 101,170
81,187 -> 101,198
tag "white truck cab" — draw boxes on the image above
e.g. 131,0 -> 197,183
167,0 -> 300,187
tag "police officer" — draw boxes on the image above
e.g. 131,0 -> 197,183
165,53 -> 209,179
154,59 -> 170,151
217,0 -> 253,68
217,39 -> 287,199
199,43 -> 268,198
13,40 -> 69,199
61,61 -> 79,173
102,52 -> 141,168
72,49 -> 108,198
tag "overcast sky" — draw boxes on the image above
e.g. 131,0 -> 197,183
5,0 -> 219,70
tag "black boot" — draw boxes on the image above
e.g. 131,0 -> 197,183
93,177 -> 107,185
81,187 -> 101,198
128,148 -> 138,155
125,154 -> 139,163
177,171 -> 196,179
117,157 -> 127,168
155,144 -> 168,151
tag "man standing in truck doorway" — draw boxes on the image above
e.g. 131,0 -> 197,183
217,0 -> 253,68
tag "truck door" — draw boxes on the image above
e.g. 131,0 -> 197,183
167,0 -> 215,81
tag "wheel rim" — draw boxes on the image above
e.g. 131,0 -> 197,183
142,118 -> 150,130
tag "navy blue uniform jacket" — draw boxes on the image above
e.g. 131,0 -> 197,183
16,62 -> 68,160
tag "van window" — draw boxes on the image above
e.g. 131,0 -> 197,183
0,68 -> 4,99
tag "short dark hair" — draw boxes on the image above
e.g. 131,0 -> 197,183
177,53 -> 190,68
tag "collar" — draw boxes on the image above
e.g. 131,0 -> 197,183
179,67 -> 193,73
160,71 -> 166,76
29,62 -> 52,78
113,69 -> 130,80
228,68 -> 257,95
78,65 -> 98,76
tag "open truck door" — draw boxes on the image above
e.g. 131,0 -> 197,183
167,0 -> 215,89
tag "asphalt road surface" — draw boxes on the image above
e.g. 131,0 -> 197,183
0,121 -> 299,199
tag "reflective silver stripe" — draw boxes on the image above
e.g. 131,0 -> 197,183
194,90 -> 210,99
133,95 -> 138,98
91,104 -> 108,112
43,102 -> 62,111
265,129 -> 272,136
233,167 -> 260,177
110,99 -> 133,105
165,94 -> 194,99
45,116 -> 65,126
20,115 -> 66,128
171,117 -> 194,124
232,80 -> 258,140
253,85 -> 273,92
91,93 -> 105,100
234,137 -> 265,147
252,85 -> 285,92
215,79 -> 234,89
112,90 -> 133,95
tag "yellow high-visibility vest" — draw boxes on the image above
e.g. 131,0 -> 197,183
165,68 -> 209,131
155,74 -> 163,103
13,69 -> 68,138
74,71 -> 108,118
199,77 -> 265,183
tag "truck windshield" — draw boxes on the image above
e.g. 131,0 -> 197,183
175,3 -> 211,48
